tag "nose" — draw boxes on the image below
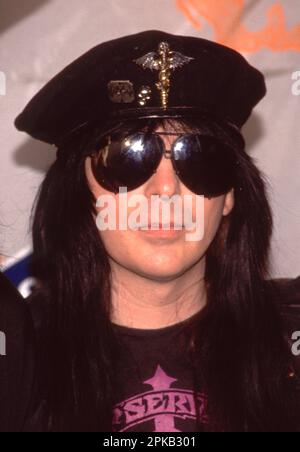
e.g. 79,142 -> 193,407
143,136 -> 181,198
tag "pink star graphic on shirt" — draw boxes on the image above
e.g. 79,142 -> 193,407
143,365 -> 181,432
144,365 -> 178,390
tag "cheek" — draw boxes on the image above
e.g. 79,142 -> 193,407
202,197 -> 226,243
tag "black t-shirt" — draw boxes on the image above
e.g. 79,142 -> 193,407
25,277 -> 300,432
110,309 -> 209,432
0,272 -> 42,432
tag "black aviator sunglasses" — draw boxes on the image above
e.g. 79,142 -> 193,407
90,130 -> 240,197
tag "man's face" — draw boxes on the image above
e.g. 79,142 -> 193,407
85,122 -> 234,281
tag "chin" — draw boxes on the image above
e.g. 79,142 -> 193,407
132,260 -> 188,281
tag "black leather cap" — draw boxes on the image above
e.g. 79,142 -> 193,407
15,29 -> 266,147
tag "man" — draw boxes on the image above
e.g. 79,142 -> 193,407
14,30 -> 300,431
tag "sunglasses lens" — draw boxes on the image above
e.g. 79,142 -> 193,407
173,135 -> 237,196
91,133 -> 162,192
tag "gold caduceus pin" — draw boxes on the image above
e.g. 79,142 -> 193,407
134,42 -> 194,109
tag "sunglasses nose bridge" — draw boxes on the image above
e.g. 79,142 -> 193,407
154,133 -> 176,161
163,149 -> 172,159
152,135 -> 180,179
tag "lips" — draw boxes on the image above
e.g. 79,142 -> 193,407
140,222 -> 184,230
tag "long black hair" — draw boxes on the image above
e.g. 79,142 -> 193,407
31,116 -> 298,432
